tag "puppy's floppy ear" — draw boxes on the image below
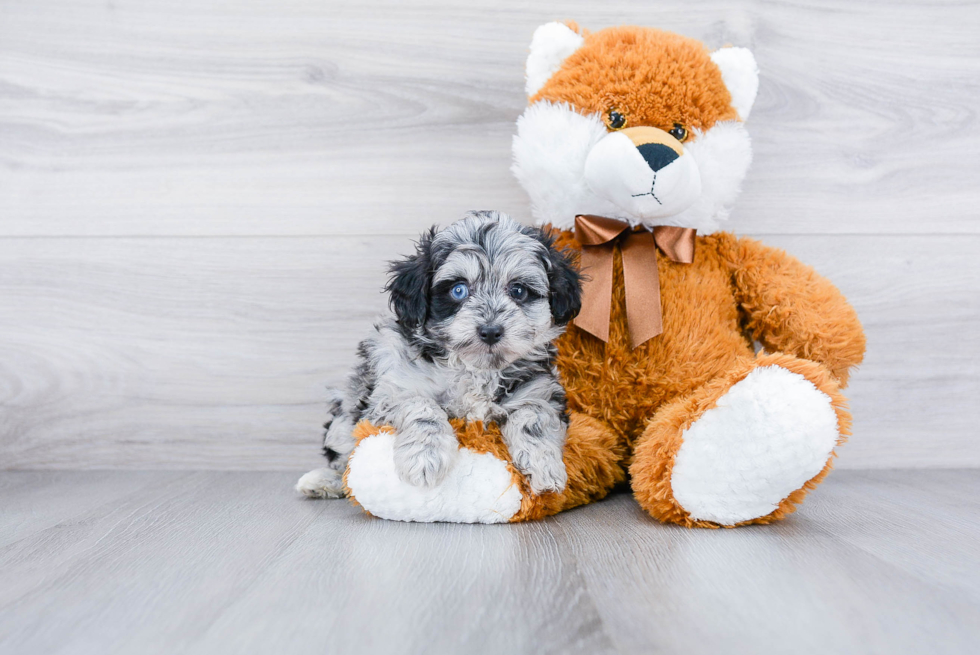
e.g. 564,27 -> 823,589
526,226 -> 583,325
386,227 -> 436,330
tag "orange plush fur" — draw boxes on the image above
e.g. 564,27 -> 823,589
541,228 -> 864,526
533,25 -> 739,137
531,25 -> 865,526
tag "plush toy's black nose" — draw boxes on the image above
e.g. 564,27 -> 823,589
637,142 -> 679,172
477,324 -> 504,345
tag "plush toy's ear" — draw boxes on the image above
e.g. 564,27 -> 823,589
385,228 -> 436,331
525,21 -> 585,97
525,227 -> 583,325
710,47 -> 759,121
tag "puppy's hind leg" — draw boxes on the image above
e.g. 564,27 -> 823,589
295,467 -> 344,499
296,389 -> 356,499
321,388 -> 354,464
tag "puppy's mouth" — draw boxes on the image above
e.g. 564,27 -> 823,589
456,339 -> 520,370
475,346 -> 512,370
485,347 -> 511,369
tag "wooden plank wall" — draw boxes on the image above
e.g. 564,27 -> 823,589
1,0 -> 978,470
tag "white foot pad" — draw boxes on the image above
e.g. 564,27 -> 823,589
346,431 -> 523,524
670,366 -> 839,525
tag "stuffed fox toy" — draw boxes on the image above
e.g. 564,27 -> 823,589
342,22 -> 866,527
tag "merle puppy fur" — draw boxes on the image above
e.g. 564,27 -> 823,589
296,211 -> 582,498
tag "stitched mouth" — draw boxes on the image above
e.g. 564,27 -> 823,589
631,172 -> 663,204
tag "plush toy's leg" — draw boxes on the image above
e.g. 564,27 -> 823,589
629,353 -> 851,528
344,412 -> 627,523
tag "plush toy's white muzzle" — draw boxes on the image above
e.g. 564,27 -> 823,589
584,127 -> 702,220
511,102 -> 753,233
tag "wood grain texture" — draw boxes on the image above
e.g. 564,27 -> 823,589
0,236 -> 398,471
0,470 -> 977,655
1,0 -> 978,236
1,0 -> 979,470
0,235 -> 976,470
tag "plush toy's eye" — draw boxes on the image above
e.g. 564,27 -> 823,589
668,123 -> 688,142
508,282 -> 528,302
607,110 -> 627,130
450,282 -> 469,301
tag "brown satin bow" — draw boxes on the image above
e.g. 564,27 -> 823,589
574,214 -> 696,349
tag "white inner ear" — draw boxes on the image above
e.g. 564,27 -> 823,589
709,47 -> 759,121
525,22 -> 585,97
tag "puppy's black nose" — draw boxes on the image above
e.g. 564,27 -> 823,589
478,324 -> 504,345
637,142 -> 679,172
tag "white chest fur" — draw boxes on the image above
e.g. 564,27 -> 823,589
370,322 -> 506,423
437,366 -> 503,422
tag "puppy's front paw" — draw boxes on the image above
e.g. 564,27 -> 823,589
295,467 -> 344,499
512,445 -> 567,495
393,421 -> 458,488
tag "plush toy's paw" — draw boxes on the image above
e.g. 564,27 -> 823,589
295,467 -> 344,499
511,444 -> 568,495
346,429 -> 523,524
392,420 -> 458,488
631,355 -> 850,528
670,365 -> 839,525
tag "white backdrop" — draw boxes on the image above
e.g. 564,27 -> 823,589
1,0 -> 978,470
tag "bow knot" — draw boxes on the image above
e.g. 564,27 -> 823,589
573,214 -> 696,349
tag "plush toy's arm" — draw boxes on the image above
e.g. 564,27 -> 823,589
722,235 -> 866,386
344,412 -> 627,524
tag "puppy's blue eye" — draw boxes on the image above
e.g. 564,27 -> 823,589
450,282 -> 469,301
509,283 -> 528,302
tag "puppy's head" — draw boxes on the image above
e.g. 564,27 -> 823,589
386,211 -> 582,369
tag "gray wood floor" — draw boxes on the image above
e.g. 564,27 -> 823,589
1,470 -> 977,655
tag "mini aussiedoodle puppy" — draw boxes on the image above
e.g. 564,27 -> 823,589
296,211 -> 583,500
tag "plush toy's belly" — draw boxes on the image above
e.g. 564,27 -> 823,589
552,231 -> 753,446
